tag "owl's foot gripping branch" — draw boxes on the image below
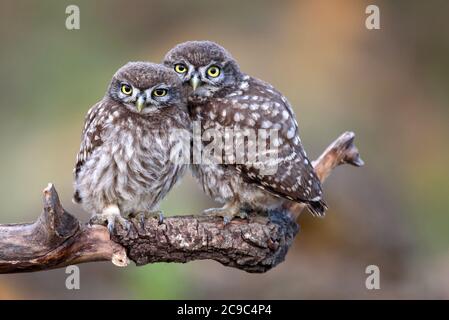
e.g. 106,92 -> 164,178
0,132 -> 363,274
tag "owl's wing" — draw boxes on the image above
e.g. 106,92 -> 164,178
216,77 -> 327,215
74,101 -> 106,180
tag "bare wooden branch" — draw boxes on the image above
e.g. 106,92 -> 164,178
288,131 -> 363,219
0,131 -> 362,274
0,184 -> 128,273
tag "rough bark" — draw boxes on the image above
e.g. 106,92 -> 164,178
0,131 -> 363,274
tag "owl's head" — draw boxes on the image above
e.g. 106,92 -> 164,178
163,41 -> 242,98
107,62 -> 185,114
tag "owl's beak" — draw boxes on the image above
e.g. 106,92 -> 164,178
136,95 -> 146,112
190,75 -> 201,91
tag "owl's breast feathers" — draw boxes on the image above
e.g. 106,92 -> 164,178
191,76 -> 327,216
73,99 -> 191,205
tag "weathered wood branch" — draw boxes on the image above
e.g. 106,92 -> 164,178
0,131 -> 362,274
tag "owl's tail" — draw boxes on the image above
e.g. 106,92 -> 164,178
284,199 -> 327,220
306,199 -> 328,217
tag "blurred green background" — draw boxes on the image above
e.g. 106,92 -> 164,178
0,0 -> 448,299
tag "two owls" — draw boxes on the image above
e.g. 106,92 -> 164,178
74,41 -> 326,230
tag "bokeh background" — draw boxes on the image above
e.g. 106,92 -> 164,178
0,0 -> 448,299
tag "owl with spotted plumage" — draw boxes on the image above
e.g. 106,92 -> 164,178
74,62 -> 191,231
163,41 -> 326,223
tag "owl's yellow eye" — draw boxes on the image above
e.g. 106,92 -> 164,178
121,84 -> 133,95
207,66 -> 221,78
152,88 -> 168,97
174,64 -> 187,74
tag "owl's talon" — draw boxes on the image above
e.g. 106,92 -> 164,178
222,215 -> 232,225
203,205 -> 246,224
90,205 -> 130,234
135,211 -> 164,225
148,210 -> 164,224
107,215 -> 131,233
138,213 -> 146,229
107,220 -> 115,234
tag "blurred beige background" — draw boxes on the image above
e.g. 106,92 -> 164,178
0,0 -> 448,299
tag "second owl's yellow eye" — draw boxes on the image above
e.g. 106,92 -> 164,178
207,66 -> 221,78
152,88 -> 168,97
121,84 -> 133,95
174,64 -> 187,74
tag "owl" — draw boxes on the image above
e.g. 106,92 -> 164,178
74,62 -> 191,231
163,41 -> 326,223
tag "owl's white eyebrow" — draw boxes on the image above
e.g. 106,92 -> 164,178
151,83 -> 170,90
204,61 -> 220,67
175,59 -> 190,66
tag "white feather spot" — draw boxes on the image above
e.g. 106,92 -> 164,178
261,120 -> 272,129
294,137 -> 301,145
239,82 -> 249,90
261,102 -> 270,111
246,118 -> 255,126
228,90 -> 242,97
233,112 -> 244,122
286,127 -> 296,139
251,113 -> 260,120
249,104 -> 259,111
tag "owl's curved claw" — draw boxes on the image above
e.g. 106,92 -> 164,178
139,213 -> 146,229
158,213 -> 164,224
90,208 -> 131,234
203,204 -> 247,225
107,215 -> 131,234
148,210 -> 164,224
133,210 -> 164,226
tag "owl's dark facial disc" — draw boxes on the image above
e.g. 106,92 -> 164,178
107,61 -> 185,114
163,41 -> 242,99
